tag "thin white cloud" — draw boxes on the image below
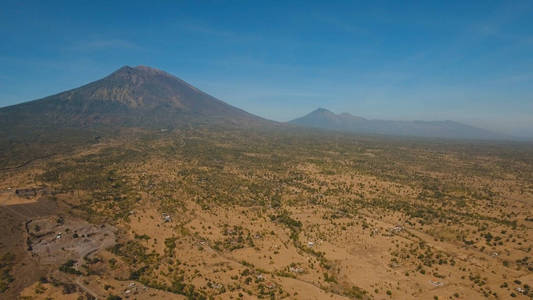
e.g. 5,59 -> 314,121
182,22 -> 236,38
311,14 -> 367,35
67,39 -> 142,52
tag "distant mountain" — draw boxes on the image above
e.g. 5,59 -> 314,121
289,108 -> 508,140
0,66 -> 268,130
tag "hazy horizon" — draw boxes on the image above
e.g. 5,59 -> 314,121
1,1 -> 532,137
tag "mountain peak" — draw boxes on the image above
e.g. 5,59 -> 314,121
109,65 -> 174,79
312,108 -> 333,114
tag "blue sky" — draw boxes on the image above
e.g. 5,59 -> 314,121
1,1 -> 532,137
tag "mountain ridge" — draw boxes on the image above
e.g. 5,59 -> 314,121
289,108 -> 509,140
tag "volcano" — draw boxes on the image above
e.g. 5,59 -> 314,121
0,66 -> 268,130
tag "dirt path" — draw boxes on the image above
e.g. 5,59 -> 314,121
0,154 -> 55,172
72,246 -> 101,299
1,203 -> 28,220
74,277 -> 99,300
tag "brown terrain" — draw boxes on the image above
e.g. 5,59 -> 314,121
0,67 -> 532,300
0,127 -> 532,300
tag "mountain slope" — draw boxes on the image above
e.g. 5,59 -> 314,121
0,66 -> 267,129
290,108 -> 507,140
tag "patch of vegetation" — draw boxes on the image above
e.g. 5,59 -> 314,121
59,259 -> 82,275
0,252 -> 15,292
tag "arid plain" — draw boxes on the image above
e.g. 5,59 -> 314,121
1,127 -> 532,300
